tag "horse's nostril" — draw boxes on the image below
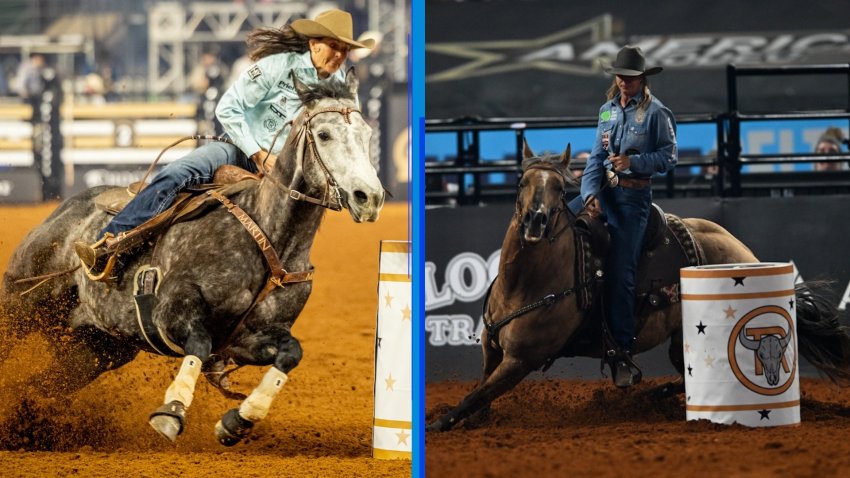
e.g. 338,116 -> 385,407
354,190 -> 368,204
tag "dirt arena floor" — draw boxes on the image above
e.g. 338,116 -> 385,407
0,201 -> 410,477
426,377 -> 850,477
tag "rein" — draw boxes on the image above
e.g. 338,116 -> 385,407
485,286 -> 579,346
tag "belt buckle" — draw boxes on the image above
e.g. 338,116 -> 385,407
606,170 -> 619,188
289,190 -> 302,200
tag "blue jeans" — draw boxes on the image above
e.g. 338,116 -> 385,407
101,141 -> 256,238
599,185 -> 652,349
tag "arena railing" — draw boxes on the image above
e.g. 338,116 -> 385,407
723,64 -> 850,197
426,113 -> 723,205
426,64 -> 850,205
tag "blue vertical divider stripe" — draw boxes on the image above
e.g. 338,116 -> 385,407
411,0 -> 425,475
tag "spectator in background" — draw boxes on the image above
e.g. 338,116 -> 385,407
14,53 -> 46,99
191,47 -> 229,136
82,72 -> 107,104
813,127 -> 846,172
572,150 -> 590,178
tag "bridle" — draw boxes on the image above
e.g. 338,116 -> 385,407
515,161 -> 575,246
263,105 -> 363,212
485,160 -> 581,347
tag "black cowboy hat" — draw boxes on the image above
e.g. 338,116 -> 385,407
605,45 -> 662,76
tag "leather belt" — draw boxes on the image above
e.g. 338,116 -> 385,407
617,175 -> 651,189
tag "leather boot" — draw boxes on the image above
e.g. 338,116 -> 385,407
608,348 -> 643,389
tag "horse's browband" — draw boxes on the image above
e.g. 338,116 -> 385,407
521,162 -> 571,184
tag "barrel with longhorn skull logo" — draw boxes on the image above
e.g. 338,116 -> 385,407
680,263 -> 799,427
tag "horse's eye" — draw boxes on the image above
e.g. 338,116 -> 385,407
318,131 -> 331,141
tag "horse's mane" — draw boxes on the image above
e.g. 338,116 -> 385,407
522,154 -> 580,188
297,79 -> 355,106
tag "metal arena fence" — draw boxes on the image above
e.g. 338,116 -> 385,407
425,64 -> 850,205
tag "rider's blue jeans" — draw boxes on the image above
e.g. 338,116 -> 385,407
599,184 -> 652,350
100,141 -> 256,238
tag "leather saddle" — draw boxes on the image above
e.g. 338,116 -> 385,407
89,165 -> 262,260
567,203 -> 705,354
94,165 -> 260,217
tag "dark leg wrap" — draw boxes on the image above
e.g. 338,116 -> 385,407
217,408 -> 254,446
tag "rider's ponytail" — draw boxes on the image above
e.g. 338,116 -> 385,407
247,25 -> 309,61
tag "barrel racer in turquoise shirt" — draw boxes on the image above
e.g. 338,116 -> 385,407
74,9 -> 374,280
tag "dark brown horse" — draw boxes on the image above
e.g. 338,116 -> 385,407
427,143 -> 850,432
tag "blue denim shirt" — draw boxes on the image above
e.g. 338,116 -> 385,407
215,51 -> 348,157
580,91 -> 677,201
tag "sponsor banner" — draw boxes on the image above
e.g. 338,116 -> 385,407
426,1 -> 850,118
425,196 -> 850,381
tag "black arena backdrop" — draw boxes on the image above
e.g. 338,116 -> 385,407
426,0 -> 850,119
425,196 -> 850,381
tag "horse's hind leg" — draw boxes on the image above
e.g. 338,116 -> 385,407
427,356 -> 535,432
648,326 -> 686,398
214,334 -> 302,446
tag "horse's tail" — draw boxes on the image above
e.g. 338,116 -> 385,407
796,281 -> 850,384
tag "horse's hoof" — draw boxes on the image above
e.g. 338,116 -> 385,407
149,400 -> 186,443
425,418 -> 450,433
215,408 -> 254,447
150,414 -> 182,442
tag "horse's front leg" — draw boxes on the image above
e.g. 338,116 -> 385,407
148,315 -> 213,442
215,334 -> 302,446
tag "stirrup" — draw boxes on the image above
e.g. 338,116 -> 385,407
75,234 -> 119,282
607,349 -> 643,389
80,253 -> 119,282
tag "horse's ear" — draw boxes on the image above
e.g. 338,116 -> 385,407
560,143 -> 571,168
344,67 -> 359,95
290,71 -> 310,96
522,138 -> 535,160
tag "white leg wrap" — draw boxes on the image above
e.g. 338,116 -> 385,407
238,367 -> 288,422
164,355 -> 202,407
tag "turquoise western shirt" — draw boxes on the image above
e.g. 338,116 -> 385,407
216,50 -> 347,157
580,91 -> 677,201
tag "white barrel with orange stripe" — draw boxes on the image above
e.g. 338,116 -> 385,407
372,240 -> 412,459
680,263 -> 799,427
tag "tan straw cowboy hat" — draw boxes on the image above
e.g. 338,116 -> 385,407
292,9 -> 375,49
605,45 -> 662,76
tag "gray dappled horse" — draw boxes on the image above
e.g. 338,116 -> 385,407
0,69 -> 384,445
427,143 -> 850,432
